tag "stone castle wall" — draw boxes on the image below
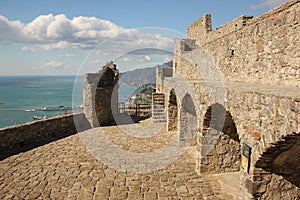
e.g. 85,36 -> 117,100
0,113 -> 89,155
174,0 -> 299,86
159,0 -> 300,199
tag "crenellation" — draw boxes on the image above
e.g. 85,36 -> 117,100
187,13 -> 212,42
177,0 -> 300,86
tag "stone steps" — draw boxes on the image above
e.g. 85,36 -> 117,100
152,93 -> 166,123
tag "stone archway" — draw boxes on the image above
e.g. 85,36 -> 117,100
179,94 -> 197,147
168,89 -> 178,132
253,133 -> 300,199
200,103 -> 240,174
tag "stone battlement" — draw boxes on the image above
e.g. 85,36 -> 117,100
187,0 -> 299,45
175,0 -> 300,86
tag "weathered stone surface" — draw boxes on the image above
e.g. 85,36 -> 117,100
0,113 -> 90,156
83,61 -> 119,127
0,119 -> 238,200
158,0 -> 300,199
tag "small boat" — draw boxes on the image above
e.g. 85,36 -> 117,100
24,109 -> 36,112
42,105 -> 65,111
32,115 -> 47,120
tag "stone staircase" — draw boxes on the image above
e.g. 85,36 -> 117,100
152,93 -> 166,123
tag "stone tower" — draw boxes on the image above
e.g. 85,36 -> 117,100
83,61 -> 119,127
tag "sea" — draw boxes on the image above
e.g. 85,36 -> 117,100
0,76 -> 138,129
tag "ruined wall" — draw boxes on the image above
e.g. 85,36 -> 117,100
0,113 -> 89,155
175,0 -> 299,87
83,62 -> 119,127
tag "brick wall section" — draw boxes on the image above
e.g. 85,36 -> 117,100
0,113 -> 89,154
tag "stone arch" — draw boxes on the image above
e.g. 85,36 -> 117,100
200,103 -> 241,174
179,93 -> 197,146
253,133 -> 300,199
168,89 -> 178,132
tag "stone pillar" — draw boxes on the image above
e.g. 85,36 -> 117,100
83,61 -> 119,127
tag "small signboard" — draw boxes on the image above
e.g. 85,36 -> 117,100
242,144 -> 251,173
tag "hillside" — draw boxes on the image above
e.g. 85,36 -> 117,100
119,61 -> 172,87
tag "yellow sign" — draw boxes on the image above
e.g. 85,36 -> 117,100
242,155 -> 249,172
242,144 -> 251,173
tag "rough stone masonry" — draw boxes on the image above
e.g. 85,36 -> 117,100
156,0 -> 300,199
83,61 -> 119,127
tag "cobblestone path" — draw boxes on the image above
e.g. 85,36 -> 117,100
0,118 -> 237,199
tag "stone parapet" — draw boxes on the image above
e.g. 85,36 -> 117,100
0,113 -> 89,155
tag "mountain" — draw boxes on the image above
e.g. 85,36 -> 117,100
119,61 -> 172,87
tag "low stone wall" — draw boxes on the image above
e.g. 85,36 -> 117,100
0,113 -> 90,155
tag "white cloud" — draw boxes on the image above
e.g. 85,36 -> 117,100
144,55 -> 152,62
58,53 -> 77,57
89,59 -> 102,65
251,0 -> 288,9
33,60 -> 63,70
43,61 -> 63,68
21,46 -> 38,52
136,55 -> 153,63
0,14 -> 173,53
122,57 -> 130,62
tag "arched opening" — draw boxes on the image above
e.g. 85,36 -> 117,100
168,89 -> 178,132
179,94 -> 197,147
254,133 -> 300,199
200,103 -> 240,173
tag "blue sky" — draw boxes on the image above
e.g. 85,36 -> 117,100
0,0 -> 288,75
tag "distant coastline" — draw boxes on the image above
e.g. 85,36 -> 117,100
0,76 -> 137,128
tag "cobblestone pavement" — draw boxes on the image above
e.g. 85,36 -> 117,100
0,118 -> 237,199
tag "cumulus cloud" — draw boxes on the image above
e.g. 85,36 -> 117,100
0,14 -> 173,53
251,0 -> 288,9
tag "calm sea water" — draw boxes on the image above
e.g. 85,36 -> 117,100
0,76 -> 137,128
